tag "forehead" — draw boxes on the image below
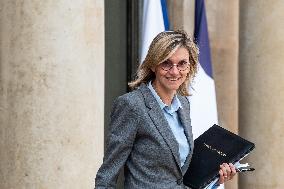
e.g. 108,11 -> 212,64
167,47 -> 189,61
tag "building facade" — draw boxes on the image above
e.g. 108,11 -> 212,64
1,0 -> 284,188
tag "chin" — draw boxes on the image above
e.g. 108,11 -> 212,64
166,85 -> 181,92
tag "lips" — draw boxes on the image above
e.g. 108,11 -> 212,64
166,77 -> 181,81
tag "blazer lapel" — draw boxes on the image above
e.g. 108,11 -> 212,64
178,96 -> 194,174
139,84 -> 182,171
178,105 -> 193,151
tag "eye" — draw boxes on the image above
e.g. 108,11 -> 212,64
161,60 -> 171,66
178,60 -> 188,66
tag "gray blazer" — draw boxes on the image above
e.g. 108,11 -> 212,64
95,84 -> 194,189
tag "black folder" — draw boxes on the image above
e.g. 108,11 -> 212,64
183,124 -> 255,189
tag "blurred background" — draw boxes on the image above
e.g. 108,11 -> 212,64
0,0 -> 283,189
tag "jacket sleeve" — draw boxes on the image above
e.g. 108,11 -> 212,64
95,96 -> 139,189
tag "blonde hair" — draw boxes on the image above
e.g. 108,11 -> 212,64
129,30 -> 199,96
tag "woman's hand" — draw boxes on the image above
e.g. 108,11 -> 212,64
218,163 -> 237,184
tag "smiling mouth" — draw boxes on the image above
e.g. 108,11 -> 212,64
166,77 -> 181,81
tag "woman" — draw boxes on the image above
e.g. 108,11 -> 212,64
95,30 -> 236,189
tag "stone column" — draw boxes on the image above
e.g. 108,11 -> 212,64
206,0 -> 239,134
206,1 -> 239,188
0,1 -> 104,188
167,0 -> 194,36
239,1 -> 284,189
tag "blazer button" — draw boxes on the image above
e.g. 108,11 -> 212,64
177,178 -> 183,185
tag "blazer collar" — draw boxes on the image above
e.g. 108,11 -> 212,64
138,83 -> 157,109
138,83 -> 192,173
147,81 -> 182,113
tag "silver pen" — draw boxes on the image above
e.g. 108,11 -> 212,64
236,167 -> 255,172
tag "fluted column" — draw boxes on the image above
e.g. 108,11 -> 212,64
0,1 -> 104,188
166,0 -> 194,36
239,0 -> 284,188
206,0 -> 239,134
206,1 -> 239,188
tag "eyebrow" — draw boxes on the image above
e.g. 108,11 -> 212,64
165,59 -> 188,63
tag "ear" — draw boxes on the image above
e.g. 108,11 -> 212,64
150,66 -> 156,73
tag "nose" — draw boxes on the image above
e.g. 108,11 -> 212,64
168,64 -> 180,75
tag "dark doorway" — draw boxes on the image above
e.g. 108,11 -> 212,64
104,0 -> 141,188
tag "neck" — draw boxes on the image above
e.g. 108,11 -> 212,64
152,81 -> 175,105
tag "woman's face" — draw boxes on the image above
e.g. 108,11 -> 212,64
152,47 -> 190,96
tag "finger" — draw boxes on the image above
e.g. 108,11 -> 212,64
229,163 -> 237,176
221,164 -> 228,179
223,163 -> 231,173
218,168 -> 225,184
224,163 -> 233,179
